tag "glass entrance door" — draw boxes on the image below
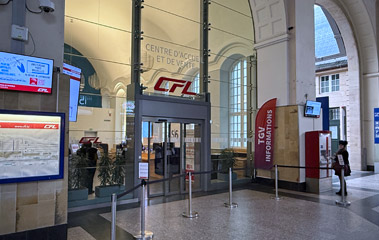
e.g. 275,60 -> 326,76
142,118 -> 202,197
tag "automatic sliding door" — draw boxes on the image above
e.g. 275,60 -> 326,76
145,121 -> 165,196
145,119 -> 202,197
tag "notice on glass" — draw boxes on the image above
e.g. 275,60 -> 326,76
139,162 -> 149,179
0,114 -> 62,181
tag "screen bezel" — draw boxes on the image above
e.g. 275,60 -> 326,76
304,100 -> 322,118
0,109 -> 65,184
0,51 -> 54,94
63,62 -> 81,122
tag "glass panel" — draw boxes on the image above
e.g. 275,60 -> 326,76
148,122 -> 165,196
314,5 -> 340,58
66,0 -> 133,206
321,76 -> 329,93
185,123 -> 201,190
141,1 -> 201,100
209,0 -> 254,181
167,123 -> 181,193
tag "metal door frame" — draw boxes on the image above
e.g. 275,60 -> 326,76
143,117 -> 203,197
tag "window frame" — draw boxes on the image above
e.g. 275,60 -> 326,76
320,73 -> 340,93
229,58 -> 248,148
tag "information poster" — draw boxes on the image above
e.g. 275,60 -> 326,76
0,51 -> 53,93
0,112 -> 64,183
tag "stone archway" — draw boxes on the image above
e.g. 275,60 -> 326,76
315,0 -> 361,169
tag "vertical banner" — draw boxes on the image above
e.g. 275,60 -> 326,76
374,108 -> 379,144
254,98 -> 277,169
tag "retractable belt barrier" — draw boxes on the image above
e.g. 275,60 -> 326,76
270,164 -> 350,207
110,167 -> 248,240
276,165 -> 334,170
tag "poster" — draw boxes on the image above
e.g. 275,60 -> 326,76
0,111 -> 64,183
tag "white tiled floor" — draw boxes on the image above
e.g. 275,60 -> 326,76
99,188 -> 379,240
68,172 -> 379,240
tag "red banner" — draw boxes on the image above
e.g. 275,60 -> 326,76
0,83 -> 51,93
0,122 -> 59,129
254,98 -> 277,169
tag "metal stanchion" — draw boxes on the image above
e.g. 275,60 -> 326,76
111,193 -> 117,240
271,164 -> 281,200
182,172 -> 199,218
134,180 -> 153,240
335,167 -> 350,207
224,167 -> 238,208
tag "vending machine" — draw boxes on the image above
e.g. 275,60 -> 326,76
305,131 -> 332,192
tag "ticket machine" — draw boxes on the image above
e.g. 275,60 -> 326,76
305,131 -> 332,193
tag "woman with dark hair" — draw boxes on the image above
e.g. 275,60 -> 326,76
333,140 -> 351,195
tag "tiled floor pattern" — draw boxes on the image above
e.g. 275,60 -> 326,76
68,172 -> 379,240
67,227 -> 96,240
99,189 -> 379,240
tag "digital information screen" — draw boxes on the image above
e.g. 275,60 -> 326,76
305,100 -> 322,117
0,111 -> 64,183
63,63 -> 81,122
0,51 -> 54,93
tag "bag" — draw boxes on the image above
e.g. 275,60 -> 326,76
344,164 -> 351,176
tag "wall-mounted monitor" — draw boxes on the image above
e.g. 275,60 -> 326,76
0,51 -> 54,93
0,110 -> 65,184
63,63 -> 81,122
304,100 -> 322,118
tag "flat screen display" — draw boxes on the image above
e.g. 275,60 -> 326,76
304,100 -> 322,118
0,110 -> 65,184
63,63 -> 81,122
0,51 -> 54,93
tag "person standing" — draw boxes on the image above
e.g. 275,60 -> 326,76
333,140 -> 351,195
77,142 -> 98,194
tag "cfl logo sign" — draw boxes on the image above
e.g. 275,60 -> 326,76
37,88 -> 48,93
44,124 -> 57,129
154,77 -> 196,96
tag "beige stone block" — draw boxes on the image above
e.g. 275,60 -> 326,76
38,181 -> 56,201
55,188 -> 68,225
37,200 -> 55,228
0,183 -> 17,194
17,182 -> 38,206
55,179 -> 65,192
16,204 -> 38,232
0,192 -> 16,235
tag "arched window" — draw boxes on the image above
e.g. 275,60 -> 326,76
229,59 -> 247,148
192,73 -> 200,94
314,5 -> 346,64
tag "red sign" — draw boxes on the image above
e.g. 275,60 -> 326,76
0,122 -> 59,129
0,83 -> 51,93
79,137 -> 100,144
254,98 -> 277,169
154,77 -> 196,95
